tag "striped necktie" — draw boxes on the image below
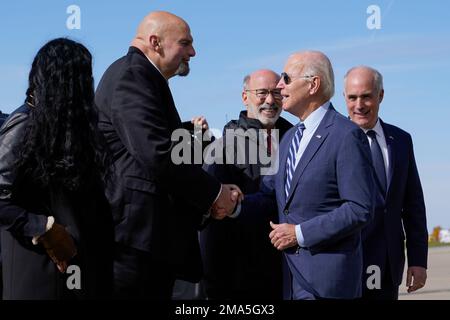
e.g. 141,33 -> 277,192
285,123 -> 305,198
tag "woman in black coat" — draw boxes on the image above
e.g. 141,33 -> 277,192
0,38 -> 113,299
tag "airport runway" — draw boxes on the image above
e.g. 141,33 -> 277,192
399,246 -> 450,300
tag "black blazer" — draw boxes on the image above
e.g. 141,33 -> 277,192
95,47 -> 221,281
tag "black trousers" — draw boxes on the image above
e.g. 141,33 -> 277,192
361,262 -> 399,300
0,266 -> 3,300
113,244 -> 175,300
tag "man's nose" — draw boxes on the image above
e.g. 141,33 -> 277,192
276,79 -> 284,89
189,45 -> 196,57
355,98 -> 364,109
266,92 -> 275,104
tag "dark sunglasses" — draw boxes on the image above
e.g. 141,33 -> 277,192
281,72 -> 315,84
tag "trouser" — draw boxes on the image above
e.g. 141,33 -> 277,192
113,243 -> 175,300
362,261 -> 399,300
0,265 -> 3,300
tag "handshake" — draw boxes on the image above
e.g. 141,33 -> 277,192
210,184 -> 244,220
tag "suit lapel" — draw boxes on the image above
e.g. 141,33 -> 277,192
284,106 -> 335,205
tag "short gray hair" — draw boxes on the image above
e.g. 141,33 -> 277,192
344,66 -> 384,93
242,74 -> 251,90
243,74 -> 251,90
302,52 -> 335,100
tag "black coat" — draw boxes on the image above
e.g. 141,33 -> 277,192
0,105 -> 114,299
95,47 -> 221,281
200,111 -> 292,299
0,110 -> 8,298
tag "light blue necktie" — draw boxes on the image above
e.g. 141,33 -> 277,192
285,123 -> 305,198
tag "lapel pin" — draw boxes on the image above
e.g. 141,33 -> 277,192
315,135 -> 322,139
389,135 -> 394,140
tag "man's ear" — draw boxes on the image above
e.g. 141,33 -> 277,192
379,89 -> 384,103
149,35 -> 161,51
309,76 -> 321,95
242,90 -> 249,106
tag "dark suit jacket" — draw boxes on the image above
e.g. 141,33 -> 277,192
0,112 -> 7,260
241,105 -> 375,299
0,111 -> 9,298
362,120 -> 428,287
95,47 -> 221,281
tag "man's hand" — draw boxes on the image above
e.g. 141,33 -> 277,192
191,116 -> 209,130
210,184 -> 244,220
269,221 -> 298,250
37,223 -> 77,273
406,266 -> 427,293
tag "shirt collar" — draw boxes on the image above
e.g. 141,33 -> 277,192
145,56 -> 167,82
302,101 -> 330,129
361,118 -> 383,137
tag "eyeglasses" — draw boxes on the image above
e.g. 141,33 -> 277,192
280,72 -> 316,85
245,88 -> 283,100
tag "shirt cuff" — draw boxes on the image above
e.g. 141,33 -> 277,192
213,184 -> 222,204
32,216 -> 55,245
206,183 -> 223,217
227,202 -> 241,219
295,224 -> 305,247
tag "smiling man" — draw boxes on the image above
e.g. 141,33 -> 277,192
344,66 -> 428,300
200,69 -> 292,299
95,11 -> 243,299
236,51 -> 375,299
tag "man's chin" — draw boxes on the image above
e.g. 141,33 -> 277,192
352,118 -> 368,127
259,117 -> 278,127
175,63 -> 190,77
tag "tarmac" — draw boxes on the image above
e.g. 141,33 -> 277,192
399,246 -> 450,300
172,246 -> 450,300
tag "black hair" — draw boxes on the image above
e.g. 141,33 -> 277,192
17,38 -> 109,191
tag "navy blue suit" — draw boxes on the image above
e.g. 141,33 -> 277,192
361,120 -> 427,298
241,105 -> 374,299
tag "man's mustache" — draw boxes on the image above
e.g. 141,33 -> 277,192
259,104 -> 279,112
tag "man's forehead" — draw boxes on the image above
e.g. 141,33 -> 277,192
345,85 -> 374,95
285,58 -> 304,73
348,69 -> 375,81
347,74 -> 375,89
166,23 -> 193,40
251,74 -> 279,87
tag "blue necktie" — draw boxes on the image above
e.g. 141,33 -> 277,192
366,130 -> 387,194
285,123 -> 305,198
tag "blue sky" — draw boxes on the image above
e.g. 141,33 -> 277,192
1,0 -> 449,230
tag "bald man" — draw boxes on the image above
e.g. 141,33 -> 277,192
95,11 -> 242,299
344,66 -> 428,299
239,51 -> 374,299
200,70 -> 292,299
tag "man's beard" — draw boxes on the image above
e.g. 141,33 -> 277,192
175,61 -> 190,77
257,103 -> 281,127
